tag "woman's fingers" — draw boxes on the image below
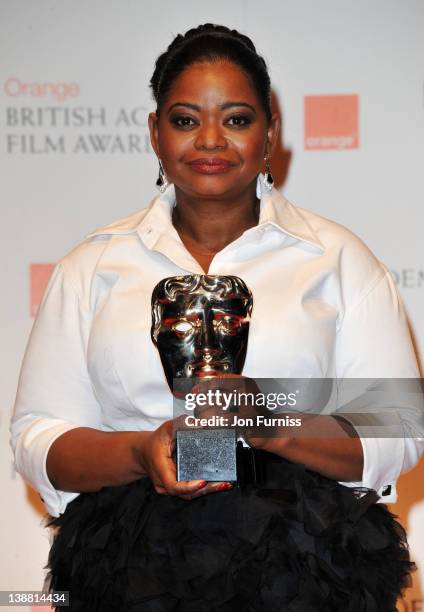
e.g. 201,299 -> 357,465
150,436 -> 206,496
187,481 -> 234,499
170,481 -> 234,500
145,419 -> 236,499
152,450 -> 235,498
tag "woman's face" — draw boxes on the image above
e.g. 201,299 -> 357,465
149,60 -> 279,199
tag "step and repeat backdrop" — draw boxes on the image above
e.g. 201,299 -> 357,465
1,1 -> 423,610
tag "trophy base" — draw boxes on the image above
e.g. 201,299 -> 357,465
176,428 -> 237,482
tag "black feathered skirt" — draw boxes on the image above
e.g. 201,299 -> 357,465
45,453 -> 414,611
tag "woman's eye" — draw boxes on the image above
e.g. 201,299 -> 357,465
226,115 -> 252,127
171,320 -> 194,337
170,116 -> 197,128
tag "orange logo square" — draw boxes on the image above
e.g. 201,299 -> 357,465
304,94 -> 359,150
30,263 -> 55,317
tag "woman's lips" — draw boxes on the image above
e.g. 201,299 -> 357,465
187,158 -> 235,174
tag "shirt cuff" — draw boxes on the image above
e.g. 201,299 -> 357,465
12,417 -> 82,517
340,435 -> 404,503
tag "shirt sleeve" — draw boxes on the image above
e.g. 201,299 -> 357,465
9,262 -> 103,517
335,268 -> 424,502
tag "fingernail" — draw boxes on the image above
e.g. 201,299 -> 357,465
196,481 -> 207,489
217,483 -> 234,491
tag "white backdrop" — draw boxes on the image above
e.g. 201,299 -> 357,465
1,1 -> 423,610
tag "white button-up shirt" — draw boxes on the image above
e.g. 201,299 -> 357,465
10,175 -> 424,517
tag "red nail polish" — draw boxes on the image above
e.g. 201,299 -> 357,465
197,481 -> 207,489
218,483 -> 233,491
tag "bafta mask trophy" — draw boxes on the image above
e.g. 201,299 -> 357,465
151,275 -> 253,482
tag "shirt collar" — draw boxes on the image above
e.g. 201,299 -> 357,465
87,173 -> 324,253
255,174 -> 324,252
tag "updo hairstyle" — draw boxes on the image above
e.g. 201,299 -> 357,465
150,23 -> 272,122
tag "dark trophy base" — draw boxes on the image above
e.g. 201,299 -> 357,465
176,428 -> 237,482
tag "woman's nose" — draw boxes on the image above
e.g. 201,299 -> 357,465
194,120 -> 227,151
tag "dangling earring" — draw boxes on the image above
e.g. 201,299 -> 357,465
156,159 -> 169,193
263,155 -> 274,191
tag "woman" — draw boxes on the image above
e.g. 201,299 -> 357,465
10,24 -> 422,611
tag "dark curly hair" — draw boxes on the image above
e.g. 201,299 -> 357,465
150,24 -> 272,122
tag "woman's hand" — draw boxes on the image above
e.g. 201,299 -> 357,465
188,376 -> 363,481
191,374 -> 280,451
136,419 -> 234,500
